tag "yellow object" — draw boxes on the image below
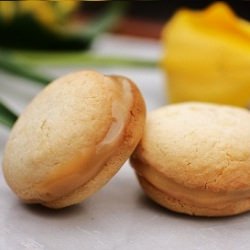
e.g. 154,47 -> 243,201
162,2 -> 250,107
0,1 -> 15,22
19,1 -> 57,27
0,1 -> 78,28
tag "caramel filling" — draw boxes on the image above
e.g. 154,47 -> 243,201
132,157 -> 250,209
37,76 -> 133,202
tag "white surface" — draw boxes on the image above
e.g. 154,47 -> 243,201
1,35 -> 250,250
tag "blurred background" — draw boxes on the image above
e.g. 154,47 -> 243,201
0,0 -> 250,127
84,0 -> 250,38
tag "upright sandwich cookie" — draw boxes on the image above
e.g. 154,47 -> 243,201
131,102 -> 250,216
3,71 -> 146,208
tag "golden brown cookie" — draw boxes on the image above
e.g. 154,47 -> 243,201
3,70 -> 146,209
131,102 -> 250,216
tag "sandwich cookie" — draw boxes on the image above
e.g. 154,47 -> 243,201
3,70 -> 146,208
131,102 -> 250,216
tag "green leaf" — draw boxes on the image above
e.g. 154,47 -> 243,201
10,51 -> 158,68
82,2 -> 129,43
0,51 -> 52,85
0,100 -> 18,128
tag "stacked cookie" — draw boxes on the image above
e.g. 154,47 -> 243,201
3,71 -> 250,216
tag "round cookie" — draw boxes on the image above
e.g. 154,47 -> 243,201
3,70 -> 146,209
131,102 -> 250,216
